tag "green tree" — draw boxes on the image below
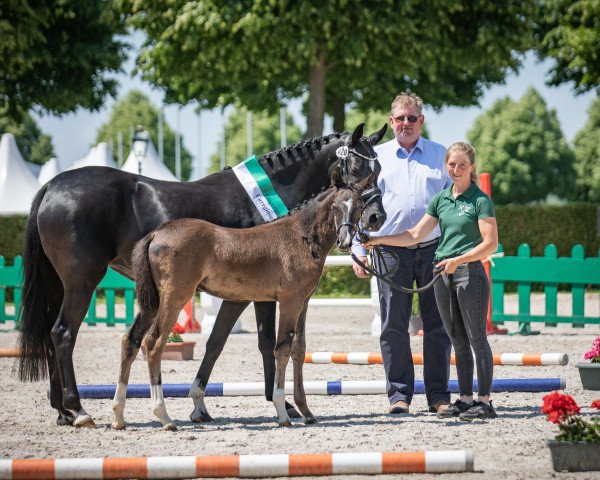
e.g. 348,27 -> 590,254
0,0 -> 128,118
118,1 -> 536,137
208,108 -> 302,174
96,90 -> 193,180
536,0 -> 600,94
467,87 -> 575,204
0,109 -> 55,165
572,95 -> 600,201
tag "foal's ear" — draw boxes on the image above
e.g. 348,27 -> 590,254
350,123 -> 365,147
367,124 -> 387,146
331,165 -> 345,187
358,171 -> 377,191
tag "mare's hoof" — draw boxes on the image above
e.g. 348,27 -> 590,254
190,411 -> 213,423
56,414 -> 75,426
278,420 -> 292,427
304,416 -> 317,425
286,405 -> 302,419
163,423 -> 178,432
74,415 -> 96,429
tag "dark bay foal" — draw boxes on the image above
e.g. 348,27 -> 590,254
111,174 -> 374,430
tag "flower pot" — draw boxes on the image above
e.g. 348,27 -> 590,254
141,341 -> 196,361
576,362 -> 600,390
547,440 -> 600,472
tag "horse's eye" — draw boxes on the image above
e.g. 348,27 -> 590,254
350,167 -> 361,175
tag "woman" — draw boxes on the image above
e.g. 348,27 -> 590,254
364,142 -> 498,421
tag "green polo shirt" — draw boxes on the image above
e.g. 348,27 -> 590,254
426,183 -> 495,260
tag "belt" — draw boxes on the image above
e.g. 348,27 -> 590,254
403,237 -> 439,250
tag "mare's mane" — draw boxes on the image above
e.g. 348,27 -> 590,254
258,132 -> 344,175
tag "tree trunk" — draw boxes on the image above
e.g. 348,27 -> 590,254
305,49 -> 327,139
332,95 -> 346,133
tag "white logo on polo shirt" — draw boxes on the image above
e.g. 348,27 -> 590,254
458,204 -> 473,216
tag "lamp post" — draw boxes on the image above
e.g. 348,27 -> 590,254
132,128 -> 149,175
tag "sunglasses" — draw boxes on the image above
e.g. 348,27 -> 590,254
393,115 -> 420,124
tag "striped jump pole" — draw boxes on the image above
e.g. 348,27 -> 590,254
77,378 -> 565,399
305,352 -> 569,366
0,451 -> 474,478
0,348 -> 22,358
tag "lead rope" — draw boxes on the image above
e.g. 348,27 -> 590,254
351,231 -> 444,294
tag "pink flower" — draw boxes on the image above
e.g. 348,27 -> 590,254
584,337 -> 600,363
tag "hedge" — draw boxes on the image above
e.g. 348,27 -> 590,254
1,204 -> 598,299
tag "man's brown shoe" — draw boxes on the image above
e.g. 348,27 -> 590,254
429,399 -> 451,414
389,400 -> 410,414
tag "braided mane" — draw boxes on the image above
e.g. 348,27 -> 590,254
258,132 -> 345,174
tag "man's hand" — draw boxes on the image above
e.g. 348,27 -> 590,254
352,256 -> 370,278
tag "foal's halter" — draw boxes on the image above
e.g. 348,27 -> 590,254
350,230 -> 444,294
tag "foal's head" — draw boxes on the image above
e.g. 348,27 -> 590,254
332,123 -> 387,233
331,173 -> 377,251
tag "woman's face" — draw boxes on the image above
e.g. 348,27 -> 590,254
446,151 -> 474,183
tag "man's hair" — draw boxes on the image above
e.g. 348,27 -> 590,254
391,92 -> 423,115
445,142 -> 479,184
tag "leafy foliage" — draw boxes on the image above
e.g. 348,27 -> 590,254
117,1 -> 536,136
572,95 -> 600,202
536,0 -> 600,94
468,87 -> 575,204
208,108 -> 302,173
96,90 -> 192,180
0,109 -> 55,165
0,0 -> 128,118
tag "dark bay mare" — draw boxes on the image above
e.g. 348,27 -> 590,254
18,123 -> 387,428
112,174 -> 375,430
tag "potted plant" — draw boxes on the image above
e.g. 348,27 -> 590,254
543,391 -> 600,472
141,324 -> 196,361
577,336 -> 600,390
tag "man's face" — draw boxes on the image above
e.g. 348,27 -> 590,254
390,104 -> 423,147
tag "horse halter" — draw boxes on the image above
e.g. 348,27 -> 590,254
335,145 -> 382,207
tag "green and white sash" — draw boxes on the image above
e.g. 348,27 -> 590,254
232,155 -> 289,222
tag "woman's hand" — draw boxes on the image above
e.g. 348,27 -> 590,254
436,257 -> 462,275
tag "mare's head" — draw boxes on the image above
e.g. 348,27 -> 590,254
332,123 -> 387,232
332,173 -> 378,251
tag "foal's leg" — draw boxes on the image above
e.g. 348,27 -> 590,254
144,303 -> 184,431
111,311 -> 155,430
291,302 -> 315,424
272,300 -> 305,427
254,301 -> 301,418
190,300 -> 249,423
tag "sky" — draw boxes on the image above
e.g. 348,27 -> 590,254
35,51 -> 597,177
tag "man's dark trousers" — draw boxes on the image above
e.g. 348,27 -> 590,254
375,242 -> 451,407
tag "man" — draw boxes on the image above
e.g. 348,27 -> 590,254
352,92 -> 452,415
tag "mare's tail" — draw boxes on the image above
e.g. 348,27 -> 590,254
18,185 -> 63,381
132,233 -> 160,317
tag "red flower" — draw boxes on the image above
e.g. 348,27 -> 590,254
591,400 -> 600,411
542,391 -> 580,423
172,323 -> 185,334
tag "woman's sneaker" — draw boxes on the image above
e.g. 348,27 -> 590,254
459,401 -> 497,421
436,399 -> 472,419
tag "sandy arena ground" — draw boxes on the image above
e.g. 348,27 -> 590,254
0,294 -> 599,479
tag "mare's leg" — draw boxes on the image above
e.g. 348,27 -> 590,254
291,302 -> 315,424
112,311 -> 155,430
144,303 -> 184,431
46,343 -> 74,426
190,300 -> 249,423
273,300 -> 305,427
51,279 -> 101,428
254,301 -> 300,418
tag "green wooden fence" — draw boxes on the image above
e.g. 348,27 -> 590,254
0,256 -> 135,326
491,244 -> 600,334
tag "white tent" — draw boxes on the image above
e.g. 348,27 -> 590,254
0,133 -> 40,215
121,132 -> 177,181
70,142 -> 117,170
38,157 -> 61,185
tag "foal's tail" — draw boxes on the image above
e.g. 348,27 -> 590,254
132,233 -> 160,317
18,185 -> 63,381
